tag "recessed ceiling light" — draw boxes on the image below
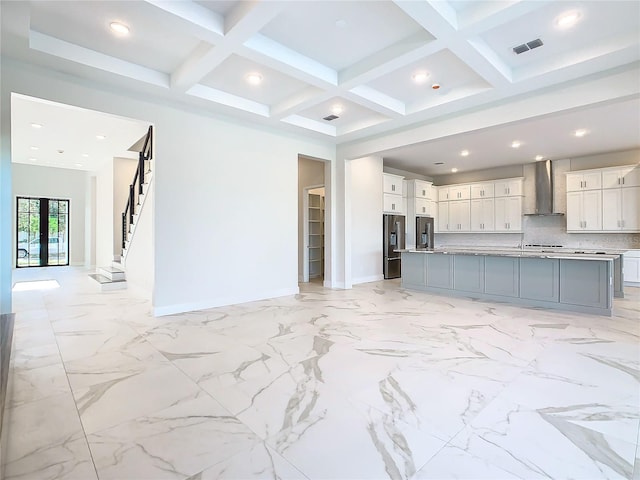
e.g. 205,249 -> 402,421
74,163 -> 83,167
431,83 -> 441,90
82,153 -> 89,157
412,71 -> 429,84
110,21 -> 130,35
460,150 -> 469,157
96,135 -> 106,140
335,19 -> 348,28
535,155 -> 544,161
245,73 -> 263,85
511,140 -> 521,148
574,129 -> 588,137
331,104 -> 343,115
31,123 -> 42,129
451,168 -> 458,173
555,10 -> 581,28
30,146 -> 39,150
29,157 -> 37,161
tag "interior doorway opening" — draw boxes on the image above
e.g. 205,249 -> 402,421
298,155 -> 328,285
305,186 -> 325,283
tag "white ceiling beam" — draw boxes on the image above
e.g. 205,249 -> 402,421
143,0 -> 224,42
281,115 -> 336,137
458,1 -> 551,35
169,1 -> 283,91
393,0 -> 512,88
29,30 -> 169,88
339,31 -> 438,86
243,33 -> 338,86
347,86 -> 405,117
270,87 -> 329,119
186,84 -> 269,117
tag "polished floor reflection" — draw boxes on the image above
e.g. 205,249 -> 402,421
5,267 -> 640,479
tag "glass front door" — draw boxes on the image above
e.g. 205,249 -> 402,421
17,197 -> 69,267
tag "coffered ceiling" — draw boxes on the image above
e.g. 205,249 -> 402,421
1,1 -> 639,175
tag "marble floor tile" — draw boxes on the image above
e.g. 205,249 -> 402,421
88,392 -> 259,480
6,268 -> 640,480
4,392 -> 85,465
8,362 -> 71,408
4,434 -> 97,480
188,442 -> 307,479
447,394 -> 636,479
73,362 -> 202,434
414,445 -> 520,479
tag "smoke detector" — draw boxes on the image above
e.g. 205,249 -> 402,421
513,38 -> 544,55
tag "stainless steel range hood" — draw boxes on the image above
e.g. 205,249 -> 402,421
525,160 -> 564,216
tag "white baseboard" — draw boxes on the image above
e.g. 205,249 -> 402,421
352,274 -> 385,285
153,286 -> 300,317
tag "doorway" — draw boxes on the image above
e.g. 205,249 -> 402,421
304,186 -> 325,283
16,197 -> 69,267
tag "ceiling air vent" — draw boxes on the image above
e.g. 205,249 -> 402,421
323,114 -> 339,121
513,38 -> 543,55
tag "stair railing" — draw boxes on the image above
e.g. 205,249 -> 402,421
122,125 -> 153,252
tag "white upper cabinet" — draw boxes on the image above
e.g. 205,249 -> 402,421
439,185 -> 470,201
566,171 -> 602,191
383,173 -> 404,214
470,183 -> 495,199
470,198 -> 495,232
601,165 -> 640,189
383,194 -> 403,214
406,179 -> 433,199
383,173 -> 404,195
566,165 -> 639,232
494,179 -> 523,197
566,190 -> 602,232
602,187 -> 640,231
494,196 -> 522,232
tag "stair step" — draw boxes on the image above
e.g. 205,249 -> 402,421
88,273 -> 127,291
97,266 -> 126,281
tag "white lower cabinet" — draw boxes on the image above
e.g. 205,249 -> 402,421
602,187 -> 640,231
624,250 -> 640,284
566,190 -> 602,232
470,198 -> 495,232
494,196 -> 522,232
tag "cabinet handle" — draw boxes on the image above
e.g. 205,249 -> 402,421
618,178 -> 621,185
422,207 -> 425,213
622,178 -> 625,185
422,190 -> 425,196
392,203 -> 396,210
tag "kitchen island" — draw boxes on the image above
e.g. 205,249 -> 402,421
400,248 -> 620,316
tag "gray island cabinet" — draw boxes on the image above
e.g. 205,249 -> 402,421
401,250 -> 615,316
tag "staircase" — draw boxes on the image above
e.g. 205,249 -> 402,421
89,262 -> 127,291
90,126 -> 153,291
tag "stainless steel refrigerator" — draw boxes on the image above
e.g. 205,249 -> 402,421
383,214 -> 405,279
416,216 -> 435,249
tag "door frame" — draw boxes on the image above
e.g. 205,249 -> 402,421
16,196 -> 70,268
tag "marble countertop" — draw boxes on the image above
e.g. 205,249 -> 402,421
397,247 -> 620,261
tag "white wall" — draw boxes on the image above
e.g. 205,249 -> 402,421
124,180 -> 154,299
113,157 -> 137,256
298,156 -> 325,281
94,160 -> 113,267
0,59 -> 337,315
350,156 -> 384,284
12,164 -> 87,266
